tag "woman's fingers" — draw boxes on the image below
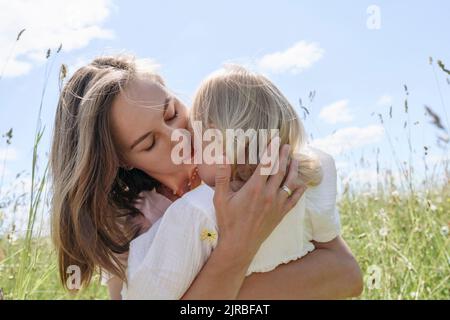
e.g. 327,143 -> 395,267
243,137 -> 281,192
213,163 -> 232,207
283,184 -> 307,213
266,144 -> 291,193
229,179 -> 245,192
277,157 -> 299,202
280,157 -> 307,213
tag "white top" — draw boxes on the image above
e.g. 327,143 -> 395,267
122,147 -> 340,299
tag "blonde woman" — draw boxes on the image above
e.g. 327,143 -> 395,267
50,55 -> 362,300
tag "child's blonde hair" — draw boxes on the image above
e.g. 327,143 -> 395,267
191,65 -> 323,186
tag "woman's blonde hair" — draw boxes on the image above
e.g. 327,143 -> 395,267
191,65 -> 322,186
50,55 -> 164,289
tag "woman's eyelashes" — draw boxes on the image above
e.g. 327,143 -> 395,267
143,133 -> 155,152
144,140 -> 155,151
144,101 -> 179,152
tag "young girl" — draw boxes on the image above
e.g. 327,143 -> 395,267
122,66 -> 341,299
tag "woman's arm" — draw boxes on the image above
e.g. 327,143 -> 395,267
237,236 -> 363,299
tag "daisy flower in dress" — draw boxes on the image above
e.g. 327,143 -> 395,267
201,229 -> 217,244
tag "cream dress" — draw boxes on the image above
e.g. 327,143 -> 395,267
122,147 -> 341,299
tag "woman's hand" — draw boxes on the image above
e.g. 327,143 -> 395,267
213,141 -> 307,264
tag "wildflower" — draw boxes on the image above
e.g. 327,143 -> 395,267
440,226 -> 449,237
410,291 -> 418,299
378,208 -> 387,218
59,64 -> 68,81
407,262 -> 414,271
379,227 -> 389,237
201,229 -> 218,244
392,190 -> 399,197
429,204 -> 437,212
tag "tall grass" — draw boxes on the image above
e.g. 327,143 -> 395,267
0,41 -> 108,299
0,36 -> 448,299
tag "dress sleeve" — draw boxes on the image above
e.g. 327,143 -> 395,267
124,198 -> 218,300
304,147 -> 341,242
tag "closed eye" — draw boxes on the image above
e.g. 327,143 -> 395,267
144,139 -> 155,151
143,133 -> 155,151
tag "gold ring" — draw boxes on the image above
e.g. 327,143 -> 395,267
281,185 -> 293,197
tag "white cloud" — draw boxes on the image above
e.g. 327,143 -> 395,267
319,99 -> 354,124
257,41 -> 324,74
0,0 -> 114,77
311,125 -> 385,156
377,94 -> 393,106
0,147 -> 17,161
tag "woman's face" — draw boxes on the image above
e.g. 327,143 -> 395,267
110,76 -> 194,192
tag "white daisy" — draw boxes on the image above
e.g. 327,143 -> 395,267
440,226 -> 449,237
379,227 -> 389,237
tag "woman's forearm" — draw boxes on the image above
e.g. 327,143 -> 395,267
237,237 -> 363,300
181,242 -> 254,300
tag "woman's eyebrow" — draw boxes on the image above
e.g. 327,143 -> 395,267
129,97 -> 171,150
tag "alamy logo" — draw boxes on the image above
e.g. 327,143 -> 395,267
171,121 -> 281,175
366,5 -> 381,30
66,265 -> 81,290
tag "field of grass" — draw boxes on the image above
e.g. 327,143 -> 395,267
0,39 -> 449,299
1,184 -> 448,299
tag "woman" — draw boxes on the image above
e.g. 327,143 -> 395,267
50,55 -> 362,299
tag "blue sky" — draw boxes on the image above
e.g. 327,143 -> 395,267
0,0 -> 449,199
